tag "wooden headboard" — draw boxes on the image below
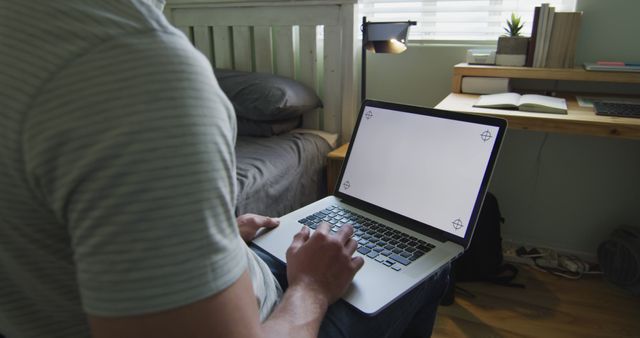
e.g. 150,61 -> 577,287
164,0 -> 359,143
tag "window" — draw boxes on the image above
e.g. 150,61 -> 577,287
359,0 -> 577,41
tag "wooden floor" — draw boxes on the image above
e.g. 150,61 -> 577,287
432,265 -> 640,338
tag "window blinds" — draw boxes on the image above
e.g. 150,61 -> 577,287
359,0 -> 577,40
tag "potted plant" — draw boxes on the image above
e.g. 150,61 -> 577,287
495,13 -> 529,66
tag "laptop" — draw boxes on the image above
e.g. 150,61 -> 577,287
254,100 -> 507,315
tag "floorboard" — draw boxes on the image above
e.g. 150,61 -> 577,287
432,265 -> 640,338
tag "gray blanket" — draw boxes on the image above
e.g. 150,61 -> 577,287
235,133 -> 332,217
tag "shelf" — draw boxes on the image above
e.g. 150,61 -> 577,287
452,63 -> 640,93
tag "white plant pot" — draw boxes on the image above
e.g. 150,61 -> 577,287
495,54 -> 527,67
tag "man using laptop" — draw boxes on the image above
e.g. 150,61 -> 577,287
0,1 -> 450,338
255,100 -> 506,317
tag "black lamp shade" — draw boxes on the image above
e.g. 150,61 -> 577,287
365,22 -> 413,53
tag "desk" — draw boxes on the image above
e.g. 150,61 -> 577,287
436,93 -> 640,139
439,63 -> 640,139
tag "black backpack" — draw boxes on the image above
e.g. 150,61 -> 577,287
455,192 -> 517,283
442,193 -> 521,304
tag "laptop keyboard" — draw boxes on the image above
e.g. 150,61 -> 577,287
298,205 -> 436,272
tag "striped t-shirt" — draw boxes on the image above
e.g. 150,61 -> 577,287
0,1 -> 280,336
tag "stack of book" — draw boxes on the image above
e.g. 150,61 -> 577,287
526,4 -> 582,68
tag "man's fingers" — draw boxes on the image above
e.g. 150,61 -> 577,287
351,256 -> 365,272
237,213 -> 279,228
345,237 -> 358,255
251,214 -> 279,228
289,226 -> 310,250
263,217 -> 280,228
314,222 -> 331,235
336,223 -> 354,244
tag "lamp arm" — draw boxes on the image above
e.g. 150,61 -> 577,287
361,16 -> 367,105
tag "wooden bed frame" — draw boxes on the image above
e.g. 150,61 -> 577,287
164,0 -> 359,143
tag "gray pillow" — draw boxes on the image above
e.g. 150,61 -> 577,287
215,68 -> 322,121
237,116 -> 301,137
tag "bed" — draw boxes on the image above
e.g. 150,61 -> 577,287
163,0 -> 359,216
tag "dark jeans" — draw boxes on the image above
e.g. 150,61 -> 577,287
252,247 -> 450,338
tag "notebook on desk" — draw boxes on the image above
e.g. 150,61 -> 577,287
473,92 -> 567,114
254,100 -> 507,315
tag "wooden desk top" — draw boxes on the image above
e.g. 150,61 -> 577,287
435,93 -> 640,139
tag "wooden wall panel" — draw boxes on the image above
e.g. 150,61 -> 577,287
299,26 -> 320,129
193,26 -> 212,62
213,27 -> 233,69
322,25 -> 342,134
232,26 -> 252,71
273,26 -> 295,78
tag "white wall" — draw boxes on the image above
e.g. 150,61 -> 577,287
574,0 -> 640,65
366,43 -> 488,108
364,0 -> 640,259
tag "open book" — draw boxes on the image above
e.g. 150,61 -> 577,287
473,93 -> 567,114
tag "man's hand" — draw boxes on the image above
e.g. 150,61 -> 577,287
285,223 -> 365,306
237,213 -> 280,242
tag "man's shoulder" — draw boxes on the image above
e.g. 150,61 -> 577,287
1,0 -> 186,111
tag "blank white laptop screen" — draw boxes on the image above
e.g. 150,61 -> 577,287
338,105 -> 500,238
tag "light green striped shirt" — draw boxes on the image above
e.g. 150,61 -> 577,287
0,1 -> 279,337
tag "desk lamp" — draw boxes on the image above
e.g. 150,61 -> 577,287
361,16 -> 417,103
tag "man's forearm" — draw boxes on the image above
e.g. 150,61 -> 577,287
260,223 -> 362,338
261,283 -> 329,338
